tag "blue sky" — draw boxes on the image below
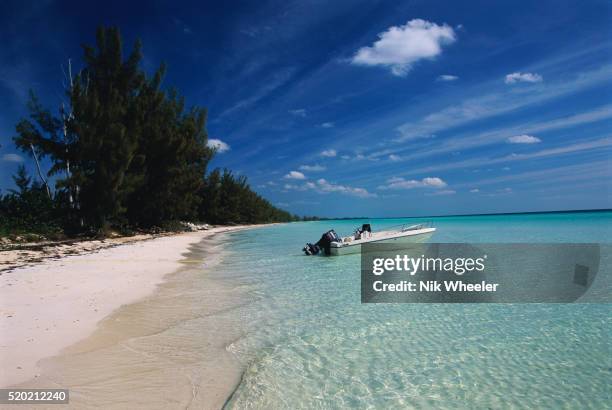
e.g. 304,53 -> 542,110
1,0 -> 611,217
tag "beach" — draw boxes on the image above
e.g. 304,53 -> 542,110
0,225 -> 264,408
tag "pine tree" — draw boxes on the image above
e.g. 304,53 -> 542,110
68,27 -> 145,228
10,165 -> 31,195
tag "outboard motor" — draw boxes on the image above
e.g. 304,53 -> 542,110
303,243 -> 320,255
303,229 -> 340,256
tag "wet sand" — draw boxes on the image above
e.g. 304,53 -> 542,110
0,225 -> 264,409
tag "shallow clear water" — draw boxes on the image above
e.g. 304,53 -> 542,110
218,212 -> 612,409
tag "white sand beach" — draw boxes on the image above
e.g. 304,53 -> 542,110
0,225 -> 261,406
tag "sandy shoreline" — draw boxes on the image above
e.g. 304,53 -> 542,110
0,232 -> 186,273
0,225 -> 264,394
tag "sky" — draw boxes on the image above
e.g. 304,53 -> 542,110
0,0 -> 611,217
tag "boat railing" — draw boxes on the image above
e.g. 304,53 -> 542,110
400,221 -> 434,231
380,220 -> 434,232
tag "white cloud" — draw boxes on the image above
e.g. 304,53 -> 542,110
321,122 -> 335,128
284,171 -> 306,180
207,138 -> 231,153
426,189 -> 456,196
1,153 -> 24,162
401,137 -> 612,176
505,72 -> 543,84
299,164 -> 326,172
351,19 -> 456,76
488,188 -> 514,196
219,68 -> 295,116
527,105 -> 612,133
437,74 -> 458,81
395,132 -> 436,142
378,176 -> 447,190
391,103 -> 612,173
289,108 -> 307,117
316,178 -> 376,198
283,178 -> 375,198
422,177 -> 447,187
504,138 -> 611,161
507,134 -> 541,144
284,182 -> 315,191
388,154 -> 401,161
454,160 -> 609,193
469,188 -> 480,193
321,149 -> 337,157
338,152 -> 381,162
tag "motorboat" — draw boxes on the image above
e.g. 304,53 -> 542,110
303,223 -> 435,256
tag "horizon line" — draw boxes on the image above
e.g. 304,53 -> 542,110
317,207 -> 612,220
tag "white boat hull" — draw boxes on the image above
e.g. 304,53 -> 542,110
329,228 -> 435,256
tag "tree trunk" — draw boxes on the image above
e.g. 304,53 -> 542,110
29,143 -> 52,199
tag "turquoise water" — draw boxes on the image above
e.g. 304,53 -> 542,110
215,212 -> 611,409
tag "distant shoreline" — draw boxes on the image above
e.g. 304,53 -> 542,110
316,208 -> 612,221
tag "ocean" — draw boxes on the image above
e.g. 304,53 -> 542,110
215,211 -> 611,409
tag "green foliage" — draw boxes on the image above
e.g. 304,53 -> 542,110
68,27 -> 146,227
0,166 -> 62,237
198,169 -> 296,224
10,165 -> 31,195
4,26 -> 298,237
124,84 -> 214,226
